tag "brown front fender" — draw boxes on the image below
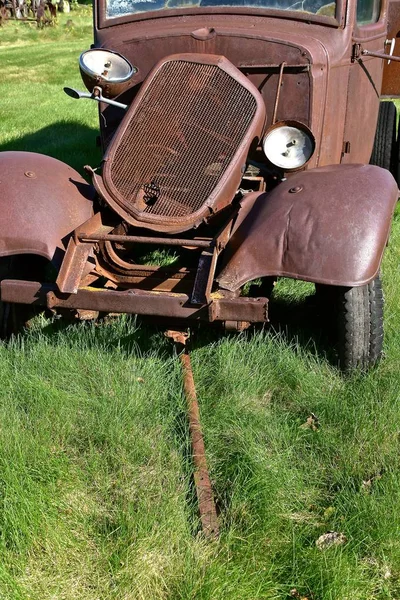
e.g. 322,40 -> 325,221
0,152 -> 94,266
217,164 -> 398,291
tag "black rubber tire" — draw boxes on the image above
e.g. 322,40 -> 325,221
336,277 -> 384,372
0,258 -> 16,338
0,256 -> 43,338
370,101 -> 398,179
316,276 -> 384,372
0,258 -> 24,338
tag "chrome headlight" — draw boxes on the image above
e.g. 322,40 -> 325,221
80,49 -> 135,83
79,49 -> 138,98
262,121 -> 315,171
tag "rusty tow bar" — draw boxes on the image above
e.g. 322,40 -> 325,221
165,330 -> 219,540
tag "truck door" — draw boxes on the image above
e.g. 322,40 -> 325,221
342,0 -> 385,163
381,0 -> 400,96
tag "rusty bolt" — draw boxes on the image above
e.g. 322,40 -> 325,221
24,171 -> 36,178
289,185 -> 303,194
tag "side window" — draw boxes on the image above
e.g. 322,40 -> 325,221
357,0 -> 381,24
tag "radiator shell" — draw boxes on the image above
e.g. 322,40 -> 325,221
101,53 -> 266,233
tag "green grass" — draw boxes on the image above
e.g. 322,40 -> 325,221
0,5 -> 99,172
1,12 -> 400,599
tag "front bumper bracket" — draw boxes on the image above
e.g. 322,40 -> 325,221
1,280 -> 268,324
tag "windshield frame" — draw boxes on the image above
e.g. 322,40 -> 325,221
96,0 -> 344,29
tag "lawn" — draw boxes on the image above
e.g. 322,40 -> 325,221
1,10 -> 400,599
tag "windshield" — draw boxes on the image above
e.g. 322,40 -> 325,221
106,0 -> 336,19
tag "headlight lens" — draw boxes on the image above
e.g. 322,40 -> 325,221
80,49 -> 136,84
262,121 -> 315,171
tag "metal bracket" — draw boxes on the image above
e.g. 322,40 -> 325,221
191,246 -> 218,305
190,210 -> 236,305
56,212 -> 114,294
352,43 -> 362,62
342,140 -> 351,155
353,41 -> 400,64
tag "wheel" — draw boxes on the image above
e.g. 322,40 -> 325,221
317,276 -> 384,372
370,101 -> 398,181
14,0 -> 27,17
336,276 -> 384,371
0,256 -> 45,339
0,302 -> 24,339
0,258 -> 24,338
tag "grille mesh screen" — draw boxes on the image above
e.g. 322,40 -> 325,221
108,59 -> 257,219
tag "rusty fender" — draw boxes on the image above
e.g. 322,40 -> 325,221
217,164 -> 398,291
0,152 -> 94,267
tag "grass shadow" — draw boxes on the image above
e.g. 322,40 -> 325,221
267,291 -> 338,366
0,121 -> 101,174
21,294 -> 336,375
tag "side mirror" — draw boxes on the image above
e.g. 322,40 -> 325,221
63,87 -> 91,100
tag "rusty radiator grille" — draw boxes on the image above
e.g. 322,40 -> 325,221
107,59 -> 258,219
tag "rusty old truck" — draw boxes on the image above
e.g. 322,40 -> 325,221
1,0 -> 400,370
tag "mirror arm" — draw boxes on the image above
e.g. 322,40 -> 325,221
361,49 -> 400,63
63,86 -> 128,110
354,39 -> 399,65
